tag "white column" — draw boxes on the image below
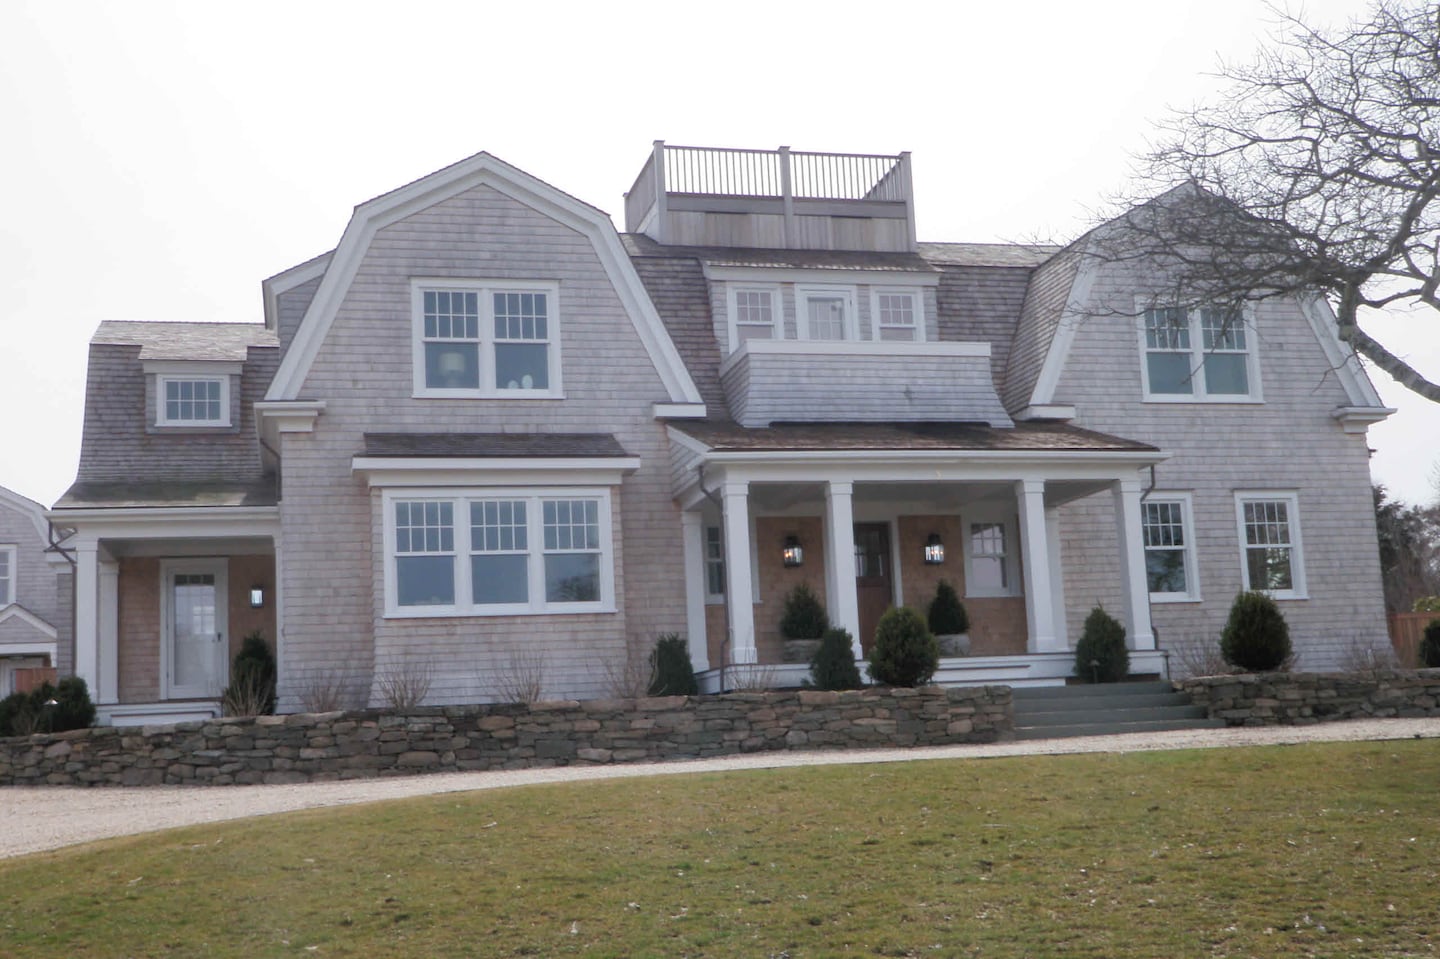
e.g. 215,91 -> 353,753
823,481 -> 862,658
73,540 -> 99,693
1045,505 -> 1068,650
98,560 -> 120,704
1113,477 -> 1157,650
1016,479 -> 1062,652
680,510 -> 711,671
721,482 -> 757,665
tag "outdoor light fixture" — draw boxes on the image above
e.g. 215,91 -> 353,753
924,533 -> 945,565
249,584 -> 266,609
781,535 -> 804,568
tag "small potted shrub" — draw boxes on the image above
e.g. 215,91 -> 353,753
1419,618 -> 1440,669
809,627 -> 864,690
867,606 -> 939,687
1220,591 -> 1292,672
1073,606 -> 1129,683
779,583 -> 830,663
927,580 -> 970,656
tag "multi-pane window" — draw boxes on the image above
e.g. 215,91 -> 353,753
874,291 -> 921,342
158,376 -> 227,426
1142,498 -> 1196,599
968,522 -> 1009,594
799,287 -> 853,341
731,288 -> 777,348
0,546 -> 14,606
704,525 -> 725,600
414,282 -> 557,395
387,491 -> 610,615
1238,494 -> 1304,597
394,501 -> 456,607
1141,306 -> 1255,399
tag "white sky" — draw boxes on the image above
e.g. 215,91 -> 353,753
1,0 -> 1436,508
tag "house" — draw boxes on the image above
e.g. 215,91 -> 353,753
0,484 -> 72,695
51,143 -> 1394,723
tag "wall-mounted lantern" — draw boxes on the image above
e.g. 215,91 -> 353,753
923,533 -> 945,565
249,584 -> 266,609
781,535 -> 804,568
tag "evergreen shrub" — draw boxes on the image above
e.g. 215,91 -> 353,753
647,633 -> 699,696
0,676 -> 95,737
867,607 -> 939,687
779,583 -> 829,640
1073,606 -> 1129,683
1420,618 -> 1440,669
927,580 -> 969,635
222,630 -> 277,716
809,628 -> 864,690
1220,591 -> 1293,672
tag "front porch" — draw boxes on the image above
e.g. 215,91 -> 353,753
669,421 -> 1169,690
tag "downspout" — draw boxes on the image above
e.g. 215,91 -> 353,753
696,464 -> 729,693
1138,464 -> 1170,681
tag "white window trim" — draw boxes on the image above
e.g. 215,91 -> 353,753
795,285 -> 858,342
725,283 -> 781,354
382,487 -> 614,618
155,374 -> 232,427
411,279 -> 564,399
1135,301 -> 1263,403
1142,492 -> 1201,603
962,507 -> 1021,599
869,287 -> 926,343
1234,490 -> 1307,600
0,544 -> 16,606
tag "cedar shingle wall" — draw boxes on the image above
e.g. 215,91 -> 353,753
0,495 -> 70,664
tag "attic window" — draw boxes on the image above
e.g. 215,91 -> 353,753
412,280 -> 562,398
157,375 -> 231,427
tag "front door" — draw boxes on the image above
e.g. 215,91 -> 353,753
854,523 -> 893,655
163,560 -> 228,700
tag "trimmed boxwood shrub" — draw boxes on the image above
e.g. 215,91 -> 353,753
779,583 -> 829,640
927,580 -> 969,635
1220,591 -> 1292,672
1420,618 -> 1440,668
647,633 -> 699,696
809,627 -> 864,690
867,607 -> 939,687
0,676 -> 95,737
1073,606 -> 1129,683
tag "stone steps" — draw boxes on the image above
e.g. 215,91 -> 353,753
1012,681 -> 1227,741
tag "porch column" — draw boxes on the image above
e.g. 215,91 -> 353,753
680,510 -> 711,671
823,480 -> 862,658
1045,505 -> 1068,649
721,481 -> 757,665
1112,477 -> 1157,650
98,560 -> 120,704
1015,479 -> 1062,652
73,540 -> 99,693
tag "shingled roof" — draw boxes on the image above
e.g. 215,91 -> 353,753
669,420 -> 1159,454
92,321 -> 277,361
55,477 -> 279,510
362,433 -> 631,458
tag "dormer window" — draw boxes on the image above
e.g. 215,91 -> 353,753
873,289 -> 921,342
798,286 -> 855,341
412,280 -> 561,398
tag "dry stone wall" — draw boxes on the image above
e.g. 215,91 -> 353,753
1180,669 -> 1440,725
0,686 -> 1011,788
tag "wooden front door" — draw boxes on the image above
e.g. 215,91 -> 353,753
854,523 -> 893,655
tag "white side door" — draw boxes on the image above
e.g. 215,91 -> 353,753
162,559 -> 228,699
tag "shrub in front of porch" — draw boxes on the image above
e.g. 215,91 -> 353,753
1220,591 -> 1293,672
779,583 -> 830,663
648,633 -> 699,696
1074,606 -> 1129,683
222,631 -> 277,717
927,580 -> 970,656
809,628 -> 864,691
0,676 -> 95,737
867,607 -> 939,687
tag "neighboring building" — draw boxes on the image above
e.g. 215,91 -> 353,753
0,484 -> 72,695
51,143 -> 1394,724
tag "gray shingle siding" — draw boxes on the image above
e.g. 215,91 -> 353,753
0,490 -> 71,674
1002,248 -> 1083,412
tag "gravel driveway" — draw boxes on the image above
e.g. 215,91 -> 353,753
5,717 -> 1437,860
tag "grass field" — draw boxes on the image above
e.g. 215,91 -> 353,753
1,739 -> 1437,957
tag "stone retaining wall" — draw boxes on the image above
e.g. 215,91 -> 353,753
0,685 -> 1011,787
1179,669 -> 1440,725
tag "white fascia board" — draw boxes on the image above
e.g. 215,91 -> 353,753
704,265 -> 941,287
653,402 -> 708,419
142,360 -> 244,376
353,456 -> 641,488
0,605 -> 59,640
664,425 -> 715,459
255,400 -> 325,450
1299,294 -> 1387,408
261,252 -> 332,331
1333,405 -> 1397,433
0,484 -> 52,542
49,508 -> 281,541
1014,405 -> 1077,421
266,153 -> 702,405
700,448 -> 1168,485
1029,249 -> 1101,407
717,338 -> 989,378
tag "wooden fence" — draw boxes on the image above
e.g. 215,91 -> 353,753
1388,611 -> 1439,666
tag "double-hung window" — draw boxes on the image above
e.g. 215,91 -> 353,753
1235,492 -> 1305,599
0,545 -> 15,606
386,488 -> 611,616
704,525 -> 725,602
872,289 -> 923,342
413,281 -> 560,397
727,286 -> 778,351
1142,494 -> 1199,601
964,515 -> 1018,598
156,375 -> 230,427
1140,305 -> 1258,401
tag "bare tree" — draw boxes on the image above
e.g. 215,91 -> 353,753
1109,1 -> 1440,402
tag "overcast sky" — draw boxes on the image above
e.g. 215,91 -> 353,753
1,0 -> 1436,508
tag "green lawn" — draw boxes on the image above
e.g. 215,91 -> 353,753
2,740 -> 1437,958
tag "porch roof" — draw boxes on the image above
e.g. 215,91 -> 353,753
668,420 -> 1158,454
361,432 -> 630,458
53,478 -> 279,510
